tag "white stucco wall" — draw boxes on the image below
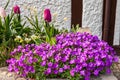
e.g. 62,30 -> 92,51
1,0 -> 105,39
114,0 -> 120,45
82,0 -> 103,39
0,0 -> 71,30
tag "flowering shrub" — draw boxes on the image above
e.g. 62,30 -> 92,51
7,32 -> 118,80
7,44 -> 37,77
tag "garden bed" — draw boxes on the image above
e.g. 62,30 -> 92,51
0,1 -> 119,80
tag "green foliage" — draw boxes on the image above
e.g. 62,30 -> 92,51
25,14 -> 61,45
0,1 -> 33,67
0,13 -> 14,50
11,14 -> 32,36
0,1 -> 69,78
34,63 -> 46,80
0,11 -> 14,67
71,24 -> 80,32
44,22 -> 59,45
25,15 -> 44,44
4,0 -> 10,9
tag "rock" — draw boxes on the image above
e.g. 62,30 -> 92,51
1,71 -> 8,75
7,72 -> 15,77
100,73 -> 118,80
6,77 -> 16,80
16,78 -> 26,80
91,76 -> 102,80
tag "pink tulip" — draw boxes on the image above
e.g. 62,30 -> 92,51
13,5 -> 20,14
44,9 -> 51,22
0,7 -> 6,18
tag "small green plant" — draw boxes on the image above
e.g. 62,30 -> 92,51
0,0 -> 13,67
26,9 -> 62,45
25,15 -> 43,44
71,24 -> 80,32
0,1 -> 34,67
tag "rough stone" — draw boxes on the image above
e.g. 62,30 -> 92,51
113,64 -> 119,69
100,73 -> 118,80
114,72 -> 120,80
1,71 -> 8,75
16,78 -> 26,80
7,72 -> 15,77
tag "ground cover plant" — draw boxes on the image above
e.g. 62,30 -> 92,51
7,32 -> 118,80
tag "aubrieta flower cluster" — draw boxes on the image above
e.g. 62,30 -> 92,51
7,32 -> 118,80
7,44 -> 38,77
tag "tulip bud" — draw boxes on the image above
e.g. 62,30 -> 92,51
13,5 -> 20,14
0,7 -> 6,18
44,9 -> 51,22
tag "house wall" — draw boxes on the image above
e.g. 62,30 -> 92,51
0,0 -> 71,30
114,0 -> 120,45
82,0 -> 103,39
1,0 -> 105,39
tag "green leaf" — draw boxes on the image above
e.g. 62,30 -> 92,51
46,36 -> 50,43
34,38 -> 42,45
25,16 -> 36,27
51,37 -> 56,45
0,17 -> 3,28
35,15 -> 39,28
4,0 -> 10,10
49,26 -> 53,37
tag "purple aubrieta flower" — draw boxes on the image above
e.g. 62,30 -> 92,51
54,69 -> 58,74
7,32 -> 119,80
59,68 -> 64,73
47,62 -> 53,67
53,63 -> 58,69
7,44 -> 37,77
70,69 -> 75,76
70,59 -> 75,64
40,61 -> 46,66
106,68 -> 111,74
22,49 -> 26,53
63,65 -> 69,70
45,68 -> 52,74
80,70 -> 86,76
93,69 -> 99,76
18,60 -> 24,67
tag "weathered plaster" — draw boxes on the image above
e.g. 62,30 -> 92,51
0,0 -> 71,30
0,0 -> 108,40
82,0 -> 103,39
114,0 -> 120,45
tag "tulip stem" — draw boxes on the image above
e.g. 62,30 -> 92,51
44,22 -> 51,42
